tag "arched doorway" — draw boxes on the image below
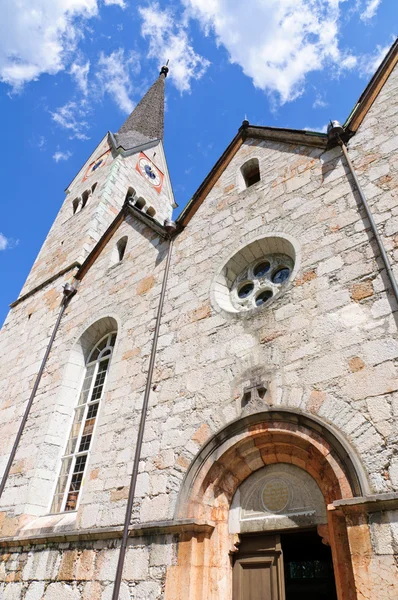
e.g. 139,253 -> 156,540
230,463 -> 337,600
165,410 -> 370,600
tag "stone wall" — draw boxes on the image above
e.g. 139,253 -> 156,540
0,535 -> 175,599
0,215 -> 168,528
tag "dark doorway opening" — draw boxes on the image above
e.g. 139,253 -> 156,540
281,530 -> 337,600
233,529 -> 337,600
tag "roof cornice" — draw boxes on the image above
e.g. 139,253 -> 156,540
345,37 -> 398,133
177,38 -> 398,230
177,124 -> 328,228
74,201 -> 170,283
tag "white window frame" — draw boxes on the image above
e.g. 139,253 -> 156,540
49,332 -> 116,514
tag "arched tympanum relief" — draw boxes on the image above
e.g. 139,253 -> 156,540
229,463 -> 327,534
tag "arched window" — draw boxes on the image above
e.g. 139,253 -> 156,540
51,331 -> 117,513
117,236 -> 128,262
81,190 -> 90,209
241,158 -> 260,188
135,197 -> 146,210
125,186 -> 136,203
72,198 -> 80,214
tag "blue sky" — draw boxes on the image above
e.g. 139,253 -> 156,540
0,0 -> 396,325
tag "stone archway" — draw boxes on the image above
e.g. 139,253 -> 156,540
165,410 -> 370,600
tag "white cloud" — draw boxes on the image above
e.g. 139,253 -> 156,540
104,0 -> 126,7
70,58 -> 90,95
139,3 -> 210,93
304,124 -> 328,133
0,233 -> 9,251
96,48 -> 137,113
51,100 -> 90,140
360,0 -> 382,21
359,43 -> 390,77
340,54 -> 357,69
313,94 -> 328,108
182,0 -> 357,103
37,136 -> 46,149
53,150 -> 73,162
0,0 -> 98,90
0,233 -> 19,250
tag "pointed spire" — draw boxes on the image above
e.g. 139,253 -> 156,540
115,65 -> 168,150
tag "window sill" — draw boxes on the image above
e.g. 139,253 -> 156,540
14,511 -> 77,541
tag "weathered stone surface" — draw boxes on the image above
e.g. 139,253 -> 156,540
350,280 -> 374,301
43,583 -> 80,600
25,582 -> 46,600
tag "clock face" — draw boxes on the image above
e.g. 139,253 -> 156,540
139,157 -> 161,186
83,150 -> 110,181
136,153 -> 164,193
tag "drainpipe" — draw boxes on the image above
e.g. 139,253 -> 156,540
111,219 -> 177,600
327,121 -> 398,306
0,283 -> 76,501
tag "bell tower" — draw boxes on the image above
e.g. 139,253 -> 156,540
19,66 -> 176,298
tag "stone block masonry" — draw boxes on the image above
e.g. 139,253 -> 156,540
0,535 -> 175,599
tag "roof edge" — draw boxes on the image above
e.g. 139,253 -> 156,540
176,38 -> 398,230
346,37 -> 398,133
177,124 -> 328,228
75,202 -> 170,282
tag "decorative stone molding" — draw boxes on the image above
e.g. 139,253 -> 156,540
210,232 -> 301,316
0,519 -> 215,548
229,463 -> 327,533
175,409 -> 371,520
333,492 -> 398,515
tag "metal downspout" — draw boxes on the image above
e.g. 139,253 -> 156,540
0,283 -> 76,501
328,121 -> 398,306
111,223 -> 176,600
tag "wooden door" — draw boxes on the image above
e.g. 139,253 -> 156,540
233,535 -> 285,600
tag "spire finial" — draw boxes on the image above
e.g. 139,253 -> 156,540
117,66 -> 167,142
160,59 -> 169,78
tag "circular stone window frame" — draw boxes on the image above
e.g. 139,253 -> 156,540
210,232 -> 301,317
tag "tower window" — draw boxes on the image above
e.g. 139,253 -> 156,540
72,198 -> 79,214
81,190 -> 90,208
135,197 -> 146,210
241,158 -> 260,188
50,332 -> 117,513
117,236 -> 128,262
91,183 -> 98,194
125,187 -> 136,203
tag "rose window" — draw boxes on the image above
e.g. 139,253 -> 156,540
211,235 -> 298,315
231,254 -> 293,311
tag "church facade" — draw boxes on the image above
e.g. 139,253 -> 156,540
1,40 -> 398,600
